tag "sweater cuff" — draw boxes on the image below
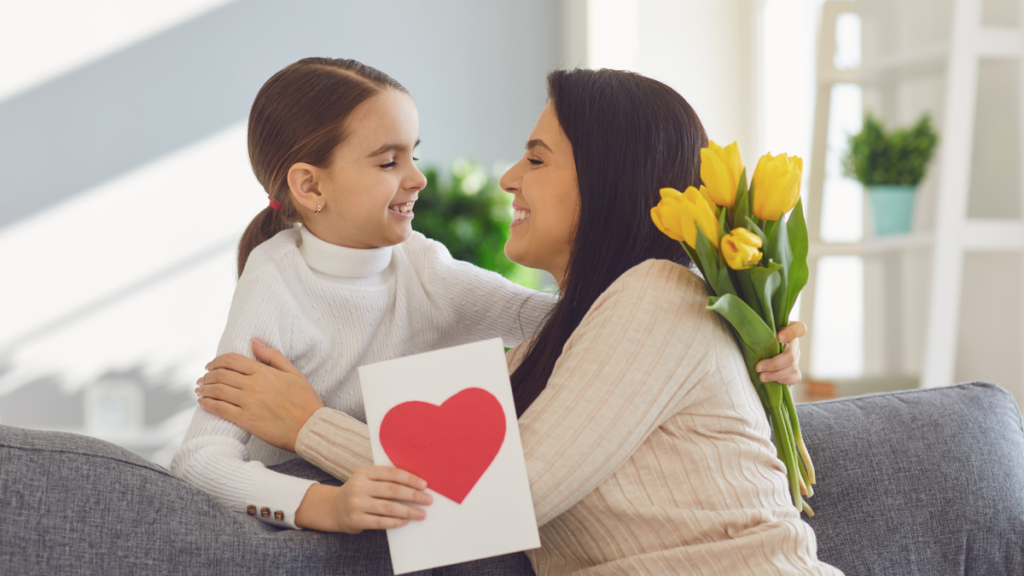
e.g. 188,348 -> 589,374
296,407 -> 374,482
244,472 -> 317,530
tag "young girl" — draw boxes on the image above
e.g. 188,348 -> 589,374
170,58 -> 557,530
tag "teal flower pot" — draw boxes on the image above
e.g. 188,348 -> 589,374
866,185 -> 916,236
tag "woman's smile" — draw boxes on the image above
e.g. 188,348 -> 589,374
511,205 -> 532,228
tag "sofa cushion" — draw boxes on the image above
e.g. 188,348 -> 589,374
799,382 -> 1024,576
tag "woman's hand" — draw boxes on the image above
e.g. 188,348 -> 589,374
755,321 -> 806,386
197,338 -> 323,452
295,467 -> 433,533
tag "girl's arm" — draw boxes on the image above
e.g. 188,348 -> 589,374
405,233 -> 558,348
171,264 -> 317,530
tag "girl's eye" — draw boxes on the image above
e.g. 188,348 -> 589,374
413,156 -> 420,162
528,158 -> 543,166
380,161 -> 396,168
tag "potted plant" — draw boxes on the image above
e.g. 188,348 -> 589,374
842,113 -> 939,236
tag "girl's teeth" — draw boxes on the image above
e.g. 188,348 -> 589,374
390,202 -> 414,214
513,208 -> 531,221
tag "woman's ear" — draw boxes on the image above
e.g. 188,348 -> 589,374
287,162 -> 324,213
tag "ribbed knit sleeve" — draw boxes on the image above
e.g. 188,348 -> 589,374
171,262 -> 316,530
403,233 -> 558,347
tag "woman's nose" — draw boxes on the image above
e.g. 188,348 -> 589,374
500,161 -> 524,195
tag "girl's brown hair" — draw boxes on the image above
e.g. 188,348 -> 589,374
237,57 -> 407,277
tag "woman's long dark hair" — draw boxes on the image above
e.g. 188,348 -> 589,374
511,68 -> 707,417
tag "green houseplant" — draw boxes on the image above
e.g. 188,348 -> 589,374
412,159 -> 543,289
842,113 -> 939,236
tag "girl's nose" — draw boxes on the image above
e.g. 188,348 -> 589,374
409,166 -> 427,192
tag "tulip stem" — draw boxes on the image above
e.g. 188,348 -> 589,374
783,385 -> 816,485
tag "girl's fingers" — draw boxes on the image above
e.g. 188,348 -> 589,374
206,353 -> 261,376
355,513 -> 411,531
365,466 -> 428,490
364,497 -> 427,521
366,481 -> 433,506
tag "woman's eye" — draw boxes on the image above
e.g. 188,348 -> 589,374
528,158 -> 543,165
413,156 -> 420,162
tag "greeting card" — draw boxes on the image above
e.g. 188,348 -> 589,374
359,338 -> 540,574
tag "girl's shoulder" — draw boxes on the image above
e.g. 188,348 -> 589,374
238,227 -> 303,283
393,231 -> 449,262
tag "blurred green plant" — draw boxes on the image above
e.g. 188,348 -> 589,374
842,113 -> 939,186
413,159 -> 544,289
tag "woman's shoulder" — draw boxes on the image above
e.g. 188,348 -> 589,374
599,259 -> 707,311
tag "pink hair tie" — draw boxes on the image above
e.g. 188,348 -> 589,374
268,197 -> 283,211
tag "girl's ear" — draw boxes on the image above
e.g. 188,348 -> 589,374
287,162 -> 324,213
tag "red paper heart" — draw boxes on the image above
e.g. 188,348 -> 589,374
379,387 -> 506,504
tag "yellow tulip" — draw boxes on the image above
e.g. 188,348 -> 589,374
650,186 -> 720,249
751,152 -> 803,221
721,227 -> 763,270
700,141 -> 743,208
651,187 -> 688,242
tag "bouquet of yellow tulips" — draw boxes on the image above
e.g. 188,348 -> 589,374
651,141 -> 816,515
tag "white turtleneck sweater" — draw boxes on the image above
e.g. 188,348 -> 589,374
171,226 -> 557,529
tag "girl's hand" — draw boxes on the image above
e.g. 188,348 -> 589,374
755,321 -> 806,386
197,338 -> 323,452
296,467 -> 433,533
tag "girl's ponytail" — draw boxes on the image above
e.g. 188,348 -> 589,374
238,57 -> 407,278
236,201 -> 296,277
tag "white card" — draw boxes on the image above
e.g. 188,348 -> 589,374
358,338 -> 540,575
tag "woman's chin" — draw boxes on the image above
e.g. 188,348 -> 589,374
503,237 -> 533,268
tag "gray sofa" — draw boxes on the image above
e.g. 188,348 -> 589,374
2,381 -> 1023,575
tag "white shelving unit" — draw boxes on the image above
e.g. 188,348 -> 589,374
801,0 -> 1024,391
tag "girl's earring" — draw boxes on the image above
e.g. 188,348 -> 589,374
316,204 -> 322,215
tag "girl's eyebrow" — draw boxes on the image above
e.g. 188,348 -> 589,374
367,139 -> 421,157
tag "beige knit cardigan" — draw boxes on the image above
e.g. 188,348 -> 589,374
295,259 -> 843,575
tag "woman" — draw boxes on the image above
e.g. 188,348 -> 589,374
198,68 -> 837,575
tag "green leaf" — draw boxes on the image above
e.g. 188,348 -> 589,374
716,264 -> 738,299
745,217 -> 768,248
706,294 -> 779,362
733,168 -> 750,230
718,205 -> 730,241
783,198 -> 810,324
766,217 -> 793,332
749,263 -> 783,338
681,241 -> 705,279
696,227 -> 720,296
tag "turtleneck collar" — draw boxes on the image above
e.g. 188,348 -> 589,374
298,226 -> 393,278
